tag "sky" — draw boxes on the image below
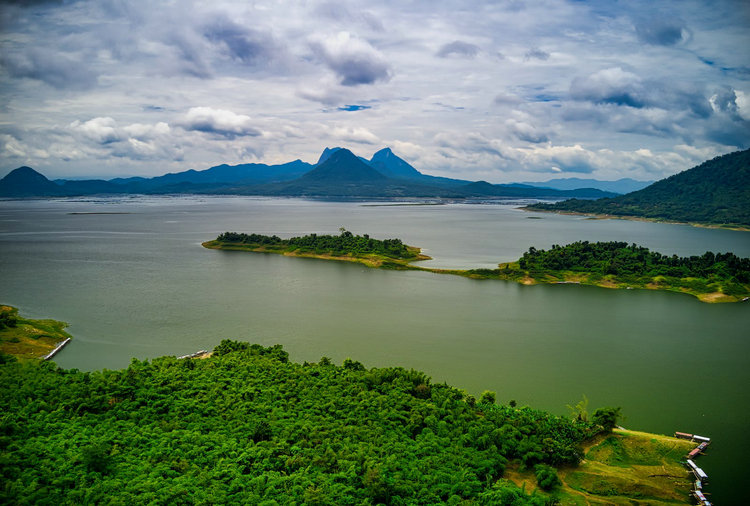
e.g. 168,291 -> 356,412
1,0 -> 748,183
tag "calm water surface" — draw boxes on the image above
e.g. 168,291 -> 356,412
1,196 -> 748,502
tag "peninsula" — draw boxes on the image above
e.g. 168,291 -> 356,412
204,232 -> 750,303
0,305 -> 72,361
0,338 -> 703,504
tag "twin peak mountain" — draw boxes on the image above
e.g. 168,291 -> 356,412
0,147 -> 619,199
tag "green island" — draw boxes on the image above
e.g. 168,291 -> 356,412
1,334 -> 701,505
201,229 -> 432,269
0,305 -> 72,361
204,232 -> 750,303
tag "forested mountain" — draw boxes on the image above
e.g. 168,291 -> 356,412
527,149 -> 750,227
0,146 -> 627,199
0,341 -> 617,504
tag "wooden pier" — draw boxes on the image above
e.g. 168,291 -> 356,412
42,338 -> 71,361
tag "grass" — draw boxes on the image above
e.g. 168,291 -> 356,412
503,429 -> 696,505
0,305 -> 72,360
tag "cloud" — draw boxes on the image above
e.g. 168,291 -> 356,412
0,49 -> 98,89
570,67 -> 646,108
180,107 -> 261,138
634,17 -> 687,46
330,126 -> 379,145
70,117 -> 121,144
203,16 -> 278,66
569,67 -> 711,118
524,47 -> 550,61
436,41 -> 480,58
505,119 -> 549,143
310,31 -> 391,86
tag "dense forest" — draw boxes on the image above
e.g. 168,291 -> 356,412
213,230 -> 418,261
487,241 -> 750,300
0,341 -> 622,505
526,149 -> 750,228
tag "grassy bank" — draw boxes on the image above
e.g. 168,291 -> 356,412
0,305 -> 72,360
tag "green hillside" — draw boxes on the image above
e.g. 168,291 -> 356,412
2,339 -> 670,505
527,149 -> 750,228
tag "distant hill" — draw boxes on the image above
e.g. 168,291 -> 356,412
0,146 -> 629,200
526,149 -> 750,228
462,181 -> 617,199
517,177 -> 653,194
0,166 -> 62,197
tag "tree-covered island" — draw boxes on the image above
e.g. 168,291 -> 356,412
1,337 -> 701,504
202,229 -> 431,269
204,232 -> 750,303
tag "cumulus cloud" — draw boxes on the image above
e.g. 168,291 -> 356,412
309,31 -> 391,86
570,67 -> 646,108
436,41 -> 480,58
66,117 -> 180,161
179,107 -> 261,138
570,67 -> 711,117
330,126 -> 379,145
70,117 -> 121,144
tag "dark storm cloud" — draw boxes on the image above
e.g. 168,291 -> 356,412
309,32 -> 391,86
0,49 -> 97,89
634,17 -> 687,46
203,16 -> 278,66
436,41 -> 480,58
570,67 -> 711,117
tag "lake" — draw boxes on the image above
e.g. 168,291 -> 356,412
1,195 -> 748,502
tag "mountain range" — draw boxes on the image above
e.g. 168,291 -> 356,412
526,149 -> 750,228
0,147 -> 618,200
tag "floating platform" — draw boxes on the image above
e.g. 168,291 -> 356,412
674,431 -> 711,443
686,459 -> 708,482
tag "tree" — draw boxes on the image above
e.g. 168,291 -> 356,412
534,464 -> 561,491
479,390 -> 496,404
592,407 -> 621,432
567,394 -> 589,422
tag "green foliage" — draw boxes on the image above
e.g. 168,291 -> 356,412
0,343 -> 595,504
479,390 -> 496,404
567,394 -> 589,422
0,307 -> 18,330
215,229 -> 417,260
517,241 -> 750,297
592,407 -> 622,433
534,464 -> 562,491
527,148 -> 750,227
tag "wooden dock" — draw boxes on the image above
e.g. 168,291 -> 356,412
42,338 -> 71,361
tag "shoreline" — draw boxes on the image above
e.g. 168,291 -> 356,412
521,207 -> 750,232
203,241 -> 748,303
